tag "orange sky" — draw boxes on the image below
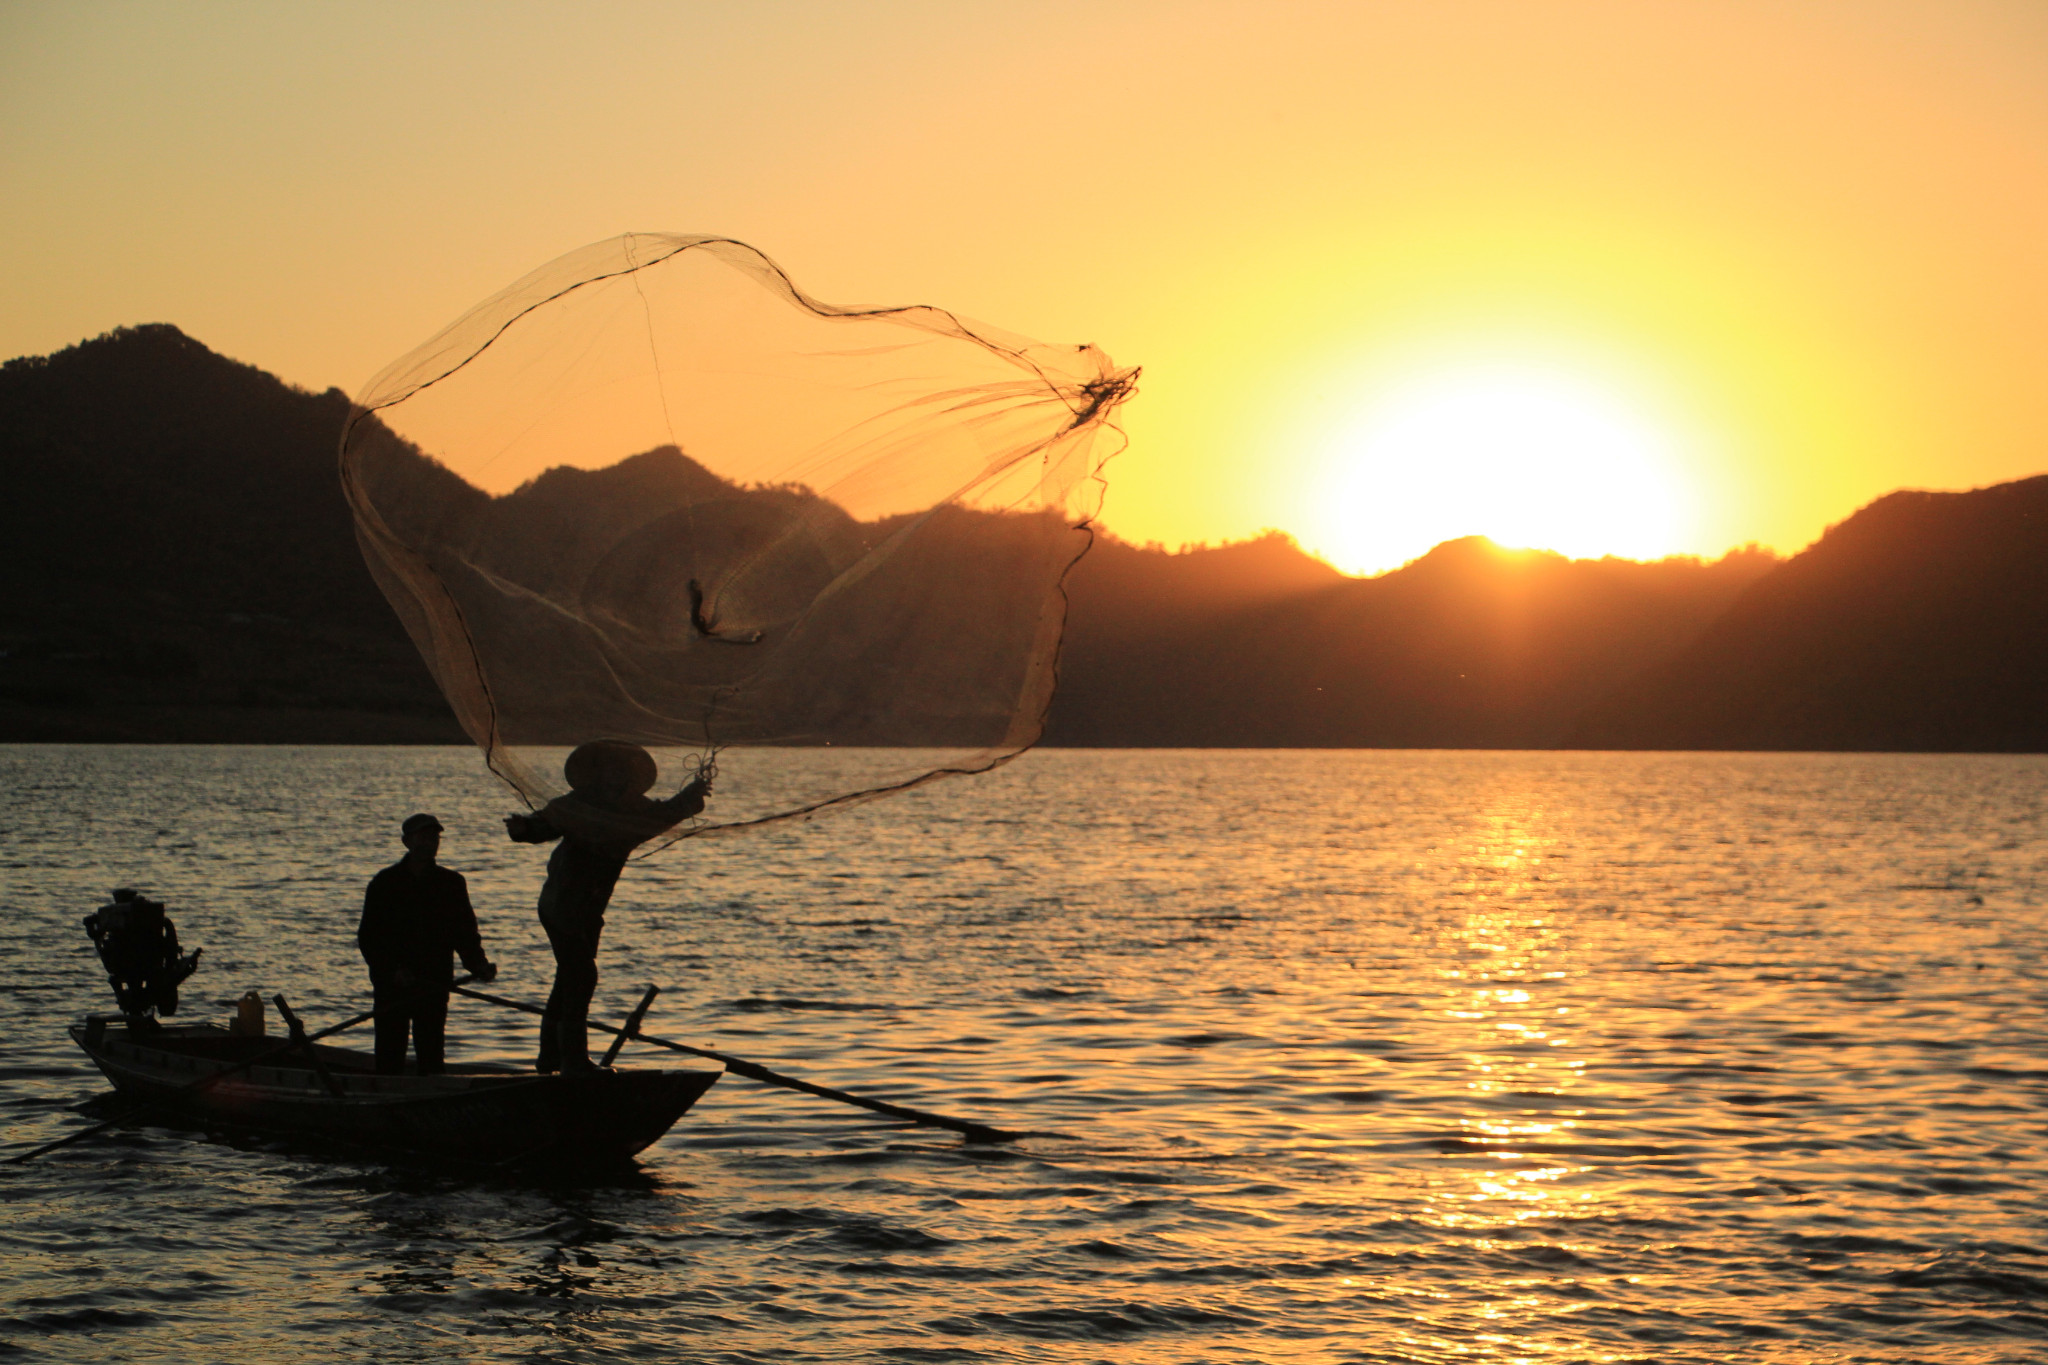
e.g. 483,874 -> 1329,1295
4,1 -> 2046,573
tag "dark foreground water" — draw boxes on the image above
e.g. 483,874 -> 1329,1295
2,746 -> 2046,1364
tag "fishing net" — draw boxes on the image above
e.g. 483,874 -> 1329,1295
341,234 -> 1135,841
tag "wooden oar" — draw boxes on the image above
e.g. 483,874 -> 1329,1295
450,983 -> 1022,1143
272,995 -> 347,1099
8,975 -> 475,1165
600,984 -> 661,1067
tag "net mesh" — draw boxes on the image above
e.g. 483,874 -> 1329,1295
340,234 -> 1135,842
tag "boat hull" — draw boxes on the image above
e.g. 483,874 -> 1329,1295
70,1020 -> 721,1166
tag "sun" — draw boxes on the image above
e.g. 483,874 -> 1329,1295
1302,361 -> 1700,575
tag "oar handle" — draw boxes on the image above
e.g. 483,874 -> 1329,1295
273,994 -> 346,1099
601,984 -> 661,1067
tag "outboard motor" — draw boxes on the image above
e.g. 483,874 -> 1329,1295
82,889 -> 202,1025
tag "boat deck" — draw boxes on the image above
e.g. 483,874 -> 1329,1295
71,1018 -> 721,1164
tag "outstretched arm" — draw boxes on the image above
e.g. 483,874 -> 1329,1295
661,776 -> 711,822
503,811 -> 560,844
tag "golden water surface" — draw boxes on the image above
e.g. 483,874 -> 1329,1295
3,747 -> 2044,1363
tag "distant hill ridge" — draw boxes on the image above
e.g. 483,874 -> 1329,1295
0,324 -> 454,739
1574,476 -> 2048,750
2,323 -> 2042,751
1053,532 -> 1778,746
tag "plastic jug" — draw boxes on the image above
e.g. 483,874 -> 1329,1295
232,989 -> 265,1037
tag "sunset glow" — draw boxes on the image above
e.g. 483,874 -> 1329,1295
7,7 -> 2048,1358
1304,361 -> 1700,574
5,3 -> 2048,568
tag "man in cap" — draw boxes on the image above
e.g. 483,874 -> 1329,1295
358,812 -> 497,1075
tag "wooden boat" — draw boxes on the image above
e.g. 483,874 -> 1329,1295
68,1015 -> 721,1166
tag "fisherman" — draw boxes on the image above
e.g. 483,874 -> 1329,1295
82,889 -> 201,1025
504,741 -> 710,1074
358,813 -> 497,1076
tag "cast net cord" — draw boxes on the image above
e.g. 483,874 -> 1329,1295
649,417 -> 1126,850
342,233 -> 1137,837
347,236 -> 1101,436
626,234 -> 732,769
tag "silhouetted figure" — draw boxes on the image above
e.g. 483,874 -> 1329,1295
83,889 -> 201,1025
358,813 -> 496,1076
505,742 -> 710,1074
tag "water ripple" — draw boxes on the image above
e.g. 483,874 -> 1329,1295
2,746 -> 2045,1362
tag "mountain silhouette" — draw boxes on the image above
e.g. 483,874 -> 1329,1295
0,324 -> 456,739
3,325 -> 2042,751
1050,533 -> 1776,746
1573,477 -> 2048,750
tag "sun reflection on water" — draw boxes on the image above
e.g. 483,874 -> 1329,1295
1412,796 -> 1628,1355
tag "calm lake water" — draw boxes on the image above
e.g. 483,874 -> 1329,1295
2,745 -> 2046,1364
